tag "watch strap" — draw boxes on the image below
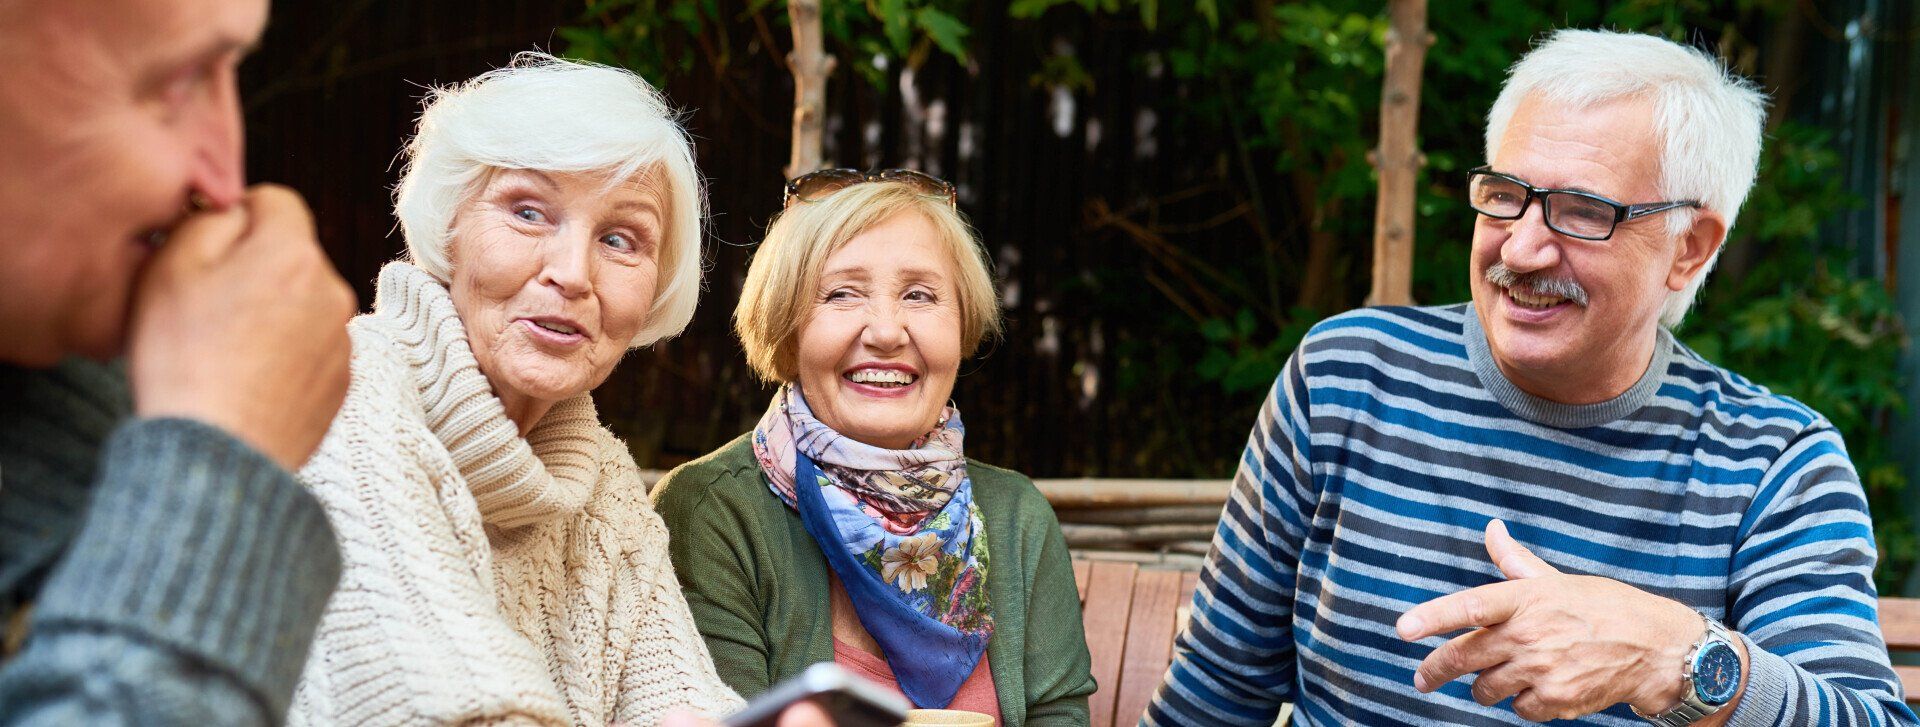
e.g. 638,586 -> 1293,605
1635,612 -> 1734,726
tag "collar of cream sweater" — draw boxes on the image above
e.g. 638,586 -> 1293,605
370,261 -> 600,529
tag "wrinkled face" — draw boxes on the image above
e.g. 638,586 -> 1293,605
0,0 -> 263,365
448,168 -> 664,411
1470,94 -> 1696,402
795,212 -> 963,450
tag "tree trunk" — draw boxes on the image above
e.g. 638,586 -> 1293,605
1367,0 -> 1431,306
785,0 -> 834,178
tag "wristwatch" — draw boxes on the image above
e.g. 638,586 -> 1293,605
1634,613 -> 1743,726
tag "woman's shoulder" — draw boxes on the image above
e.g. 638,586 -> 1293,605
963,458 -> 1061,528
964,458 -> 1041,498
651,433 -> 777,515
302,319 -> 428,470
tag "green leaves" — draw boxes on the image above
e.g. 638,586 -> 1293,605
1196,308 -> 1320,395
1679,120 -> 1910,594
875,0 -> 911,56
914,7 -> 970,60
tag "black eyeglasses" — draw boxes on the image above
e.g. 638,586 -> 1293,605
1466,166 -> 1700,241
782,168 -> 957,209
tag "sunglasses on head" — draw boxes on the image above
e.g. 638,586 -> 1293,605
782,168 -> 957,209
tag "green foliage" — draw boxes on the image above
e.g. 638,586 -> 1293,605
560,0 -> 1911,591
1681,123 -> 1913,594
561,0 -> 970,88
1197,307 -> 1318,394
560,0 -> 724,79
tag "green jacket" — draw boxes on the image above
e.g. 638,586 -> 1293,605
653,434 -> 1095,726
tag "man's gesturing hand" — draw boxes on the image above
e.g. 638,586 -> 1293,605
1394,520 -> 1722,723
128,185 -> 355,472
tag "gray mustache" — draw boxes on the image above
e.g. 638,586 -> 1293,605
1485,262 -> 1590,307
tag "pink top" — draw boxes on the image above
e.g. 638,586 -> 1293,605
832,639 -> 1001,725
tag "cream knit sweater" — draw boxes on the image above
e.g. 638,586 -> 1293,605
289,262 -> 744,726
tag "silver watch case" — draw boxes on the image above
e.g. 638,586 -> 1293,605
1636,616 -> 1737,727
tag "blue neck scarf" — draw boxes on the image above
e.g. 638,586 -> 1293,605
753,387 -> 992,708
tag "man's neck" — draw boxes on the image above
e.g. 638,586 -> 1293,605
1497,333 -> 1659,406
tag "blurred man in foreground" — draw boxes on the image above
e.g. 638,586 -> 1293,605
0,0 -> 350,721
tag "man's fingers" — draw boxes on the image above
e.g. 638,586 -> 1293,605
157,203 -> 250,263
230,184 -> 319,257
1413,625 -> 1513,693
1468,661 -> 1530,707
1485,519 -> 1559,580
1397,580 -> 1529,641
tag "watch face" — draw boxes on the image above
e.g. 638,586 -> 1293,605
1692,641 -> 1742,705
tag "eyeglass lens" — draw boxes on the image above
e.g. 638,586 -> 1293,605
1468,175 -> 1618,239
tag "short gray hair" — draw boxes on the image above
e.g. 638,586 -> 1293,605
393,52 -> 705,347
1486,29 -> 1768,328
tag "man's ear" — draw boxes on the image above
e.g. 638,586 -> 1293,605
1668,209 -> 1728,293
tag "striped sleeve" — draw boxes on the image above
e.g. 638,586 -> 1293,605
1143,349 -> 1316,726
1723,424 -> 1918,726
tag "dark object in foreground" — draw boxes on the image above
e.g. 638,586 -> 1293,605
725,662 -> 910,727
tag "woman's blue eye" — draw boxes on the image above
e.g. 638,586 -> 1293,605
600,233 -> 634,252
515,207 -> 546,223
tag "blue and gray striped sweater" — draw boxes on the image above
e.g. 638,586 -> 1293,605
1144,304 -> 1916,726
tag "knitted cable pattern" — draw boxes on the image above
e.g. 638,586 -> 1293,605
289,262 -> 743,726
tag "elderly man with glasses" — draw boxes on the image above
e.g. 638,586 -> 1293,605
1143,29 -> 1917,727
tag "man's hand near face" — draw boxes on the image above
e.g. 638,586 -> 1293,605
126,184 -> 354,471
1397,520 -> 1749,724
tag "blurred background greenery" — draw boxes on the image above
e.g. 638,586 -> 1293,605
560,0 -> 1919,595
242,0 -> 1920,594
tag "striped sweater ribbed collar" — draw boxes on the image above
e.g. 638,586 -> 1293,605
1463,303 -> 1675,429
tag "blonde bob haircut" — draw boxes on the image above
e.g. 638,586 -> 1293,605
734,181 -> 1002,383
393,52 -> 705,348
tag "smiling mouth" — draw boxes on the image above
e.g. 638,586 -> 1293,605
845,369 -> 918,388
1505,287 -> 1571,310
531,320 -> 579,335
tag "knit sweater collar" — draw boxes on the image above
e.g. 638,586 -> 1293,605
371,262 -> 600,529
1463,303 -> 1673,429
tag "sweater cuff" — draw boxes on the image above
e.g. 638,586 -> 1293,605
30,417 -> 343,718
1723,631 -> 1791,727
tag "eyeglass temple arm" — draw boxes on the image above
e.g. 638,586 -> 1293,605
1623,200 -> 1702,219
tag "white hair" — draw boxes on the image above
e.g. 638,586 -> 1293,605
393,52 -> 705,348
1485,29 -> 1768,328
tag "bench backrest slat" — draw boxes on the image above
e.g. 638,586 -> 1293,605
1881,597 -> 1920,705
1075,559 -> 1204,726
1082,561 -> 1139,727
1112,570 -> 1186,723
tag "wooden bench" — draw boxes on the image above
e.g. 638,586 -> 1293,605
1074,558 -> 1201,727
1885,597 -> 1920,705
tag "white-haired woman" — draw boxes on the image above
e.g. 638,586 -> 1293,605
287,54 -> 745,726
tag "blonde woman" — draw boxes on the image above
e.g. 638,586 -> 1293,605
653,171 -> 1095,726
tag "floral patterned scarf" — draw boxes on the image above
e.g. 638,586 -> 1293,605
753,384 -> 992,708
